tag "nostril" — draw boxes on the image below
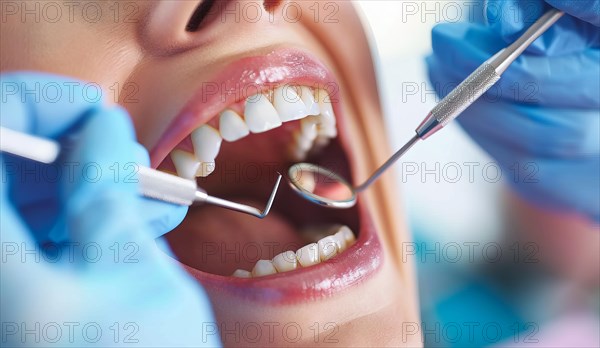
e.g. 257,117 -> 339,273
263,0 -> 284,12
186,0 -> 284,32
186,0 -> 217,32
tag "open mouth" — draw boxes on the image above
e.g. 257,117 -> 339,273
150,49 -> 382,304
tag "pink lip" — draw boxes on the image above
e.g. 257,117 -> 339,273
150,48 -> 335,168
180,202 -> 382,305
152,47 -> 384,304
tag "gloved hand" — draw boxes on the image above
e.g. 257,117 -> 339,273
1,73 -> 221,347
427,0 -> 600,222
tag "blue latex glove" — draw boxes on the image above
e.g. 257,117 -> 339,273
1,73 -> 221,347
427,0 -> 600,222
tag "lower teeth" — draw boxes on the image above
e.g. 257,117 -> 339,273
232,225 -> 356,278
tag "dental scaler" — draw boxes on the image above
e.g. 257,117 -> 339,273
0,126 -> 281,219
288,8 -> 564,208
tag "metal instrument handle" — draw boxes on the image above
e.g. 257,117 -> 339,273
416,8 -> 564,139
137,166 -> 203,206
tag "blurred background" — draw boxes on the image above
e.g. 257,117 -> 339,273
356,1 -> 599,347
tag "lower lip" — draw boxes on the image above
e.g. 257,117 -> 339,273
176,201 -> 383,305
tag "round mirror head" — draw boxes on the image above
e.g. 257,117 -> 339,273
287,163 -> 356,209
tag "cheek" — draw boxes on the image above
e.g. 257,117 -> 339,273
120,61 -> 200,149
1,8 -> 143,100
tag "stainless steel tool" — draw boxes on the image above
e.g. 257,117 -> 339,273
0,126 -> 281,218
288,8 -> 564,208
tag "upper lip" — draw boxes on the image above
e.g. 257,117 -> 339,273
149,47 -> 336,168
151,46 -> 384,304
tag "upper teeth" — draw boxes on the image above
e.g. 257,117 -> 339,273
170,87 -> 337,179
190,125 -> 222,177
245,94 -> 282,133
232,224 -> 356,278
300,86 -> 320,116
219,110 -> 249,142
274,86 -> 309,122
170,149 -> 201,179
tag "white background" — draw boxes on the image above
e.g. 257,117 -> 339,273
357,1 -> 504,245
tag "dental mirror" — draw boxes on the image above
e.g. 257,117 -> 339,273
288,135 -> 420,208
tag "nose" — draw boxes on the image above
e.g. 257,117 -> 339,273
263,0 -> 285,12
143,0 -> 289,55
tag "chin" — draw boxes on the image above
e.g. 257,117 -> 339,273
128,2 -> 421,346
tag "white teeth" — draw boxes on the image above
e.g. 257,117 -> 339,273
316,89 -> 337,138
300,86 -> 320,116
219,110 -> 249,142
244,94 -> 282,133
274,86 -> 307,122
339,225 -> 355,245
272,251 -> 297,273
289,117 -> 318,161
289,145 -> 308,162
293,130 -> 313,152
196,162 -> 215,177
301,117 -> 318,141
191,125 -> 222,161
232,269 -> 252,278
302,224 -> 355,247
314,137 -> 331,148
288,89 -> 337,160
232,225 -> 356,278
318,123 -> 337,139
332,231 -> 347,252
315,88 -> 332,105
252,259 -> 277,277
170,149 -> 200,180
190,125 -> 222,178
167,86 -> 337,180
296,243 -> 320,267
318,236 -> 338,261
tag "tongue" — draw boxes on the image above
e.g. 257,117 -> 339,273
165,199 -> 306,276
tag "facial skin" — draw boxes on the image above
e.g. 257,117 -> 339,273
1,1 -> 421,346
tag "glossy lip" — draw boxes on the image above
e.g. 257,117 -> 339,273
151,47 -> 334,168
151,47 -> 384,304
181,202 -> 381,305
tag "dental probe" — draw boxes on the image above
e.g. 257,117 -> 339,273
0,126 -> 281,219
288,8 -> 564,208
